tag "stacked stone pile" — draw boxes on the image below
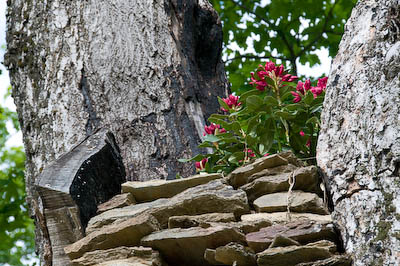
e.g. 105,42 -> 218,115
64,152 -> 352,266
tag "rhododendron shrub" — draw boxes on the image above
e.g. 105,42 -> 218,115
180,61 -> 327,174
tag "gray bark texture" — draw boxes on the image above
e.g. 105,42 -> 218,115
5,0 -> 228,265
317,0 -> 400,265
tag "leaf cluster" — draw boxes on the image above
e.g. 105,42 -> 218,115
210,0 -> 357,93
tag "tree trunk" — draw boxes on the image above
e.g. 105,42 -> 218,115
317,1 -> 400,265
5,0 -> 228,264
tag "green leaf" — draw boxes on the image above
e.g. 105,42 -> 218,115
259,130 -> 274,154
264,96 -> 279,106
246,95 -> 264,111
274,110 -> 296,120
303,92 -> 315,105
218,96 -> 230,111
208,117 -> 232,130
178,154 -> 207,163
239,89 -> 261,103
204,134 -> 221,143
228,152 -> 245,164
246,115 -> 260,134
306,116 -> 320,126
209,114 -> 229,120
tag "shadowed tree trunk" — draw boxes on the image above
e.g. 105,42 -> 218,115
5,0 -> 228,264
317,0 -> 400,265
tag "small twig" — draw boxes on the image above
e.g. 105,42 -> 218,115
286,171 -> 296,222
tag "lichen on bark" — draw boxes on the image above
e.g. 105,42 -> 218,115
317,1 -> 400,265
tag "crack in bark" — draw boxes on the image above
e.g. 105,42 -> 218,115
79,68 -> 100,136
335,187 -> 377,204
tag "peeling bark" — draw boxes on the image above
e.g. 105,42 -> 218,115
317,1 -> 400,265
5,0 -> 228,264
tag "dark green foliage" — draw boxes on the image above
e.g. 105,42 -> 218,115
210,0 -> 357,93
0,87 -> 36,265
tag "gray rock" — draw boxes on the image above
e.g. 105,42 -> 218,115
257,240 -> 335,266
64,213 -> 160,260
70,246 -> 165,266
253,191 -> 329,215
269,235 -> 301,248
122,173 -> 222,202
141,225 -> 246,266
246,220 -> 337,253
168,213 -> 236,229
242,166 -> 322,202
247,164 -> 298,183
226,154 -> 289,188
219,220 -> 272,235
215,242 -> 257,266
97,193 -> 135,214
87,180 -> 249,232
204,249 -> 223,265
296,254 -> 353,266
241,212 -> 332,225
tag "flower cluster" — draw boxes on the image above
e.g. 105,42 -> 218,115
203,123 -> 226,136
250,62 -> 297,91
181,60 -> 327,175
195,158 -> 208,171
221,94 -> 241,112
291,77 -> 328,103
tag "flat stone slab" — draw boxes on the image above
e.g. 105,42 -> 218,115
246,220 -> 337,253
257,240 -> 335,266
253,191 -> 329,215
168,213 -> 236,229
87,180 -> 249,233
97,193 -> 135,214
204,249 -> 221,265
70,246 -> 162,266
64,213 -> 160,260
296,254 -> 353,266
226,154 -> 289,188
141,225 -> 245,266
122,173 -> 222,202
242,166 -> 322,201
215,242 -> 256,266
241,212 -> 332,224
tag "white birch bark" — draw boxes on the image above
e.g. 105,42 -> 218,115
5,0 -> 228,264
317,1 -> 400,265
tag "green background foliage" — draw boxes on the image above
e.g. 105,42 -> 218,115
0,88 -> 36,265
210,0 -> 357,93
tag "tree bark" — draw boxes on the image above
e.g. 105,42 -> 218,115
5,0 -> 228,264
317,1 -> 400,265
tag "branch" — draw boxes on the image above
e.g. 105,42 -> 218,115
297,0 -> 339,58
224,54 -> 289,63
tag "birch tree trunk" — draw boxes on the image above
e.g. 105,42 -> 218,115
317,1 -> 400,265
5,0 -> 228,264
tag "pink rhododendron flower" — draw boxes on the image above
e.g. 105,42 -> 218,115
195,158 -> 208,171
221,94 -> 241,112
250,61 -> 297,91
291,91 -> 301,103
310,77 -> 328,98
263,153 -> 270,157
317,77 -> 328,89
299,131 -> 305,137
203,123 -> 227,136
244,149 -> 256,158
293,77 -> 327,102
306,139 -> 311,147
